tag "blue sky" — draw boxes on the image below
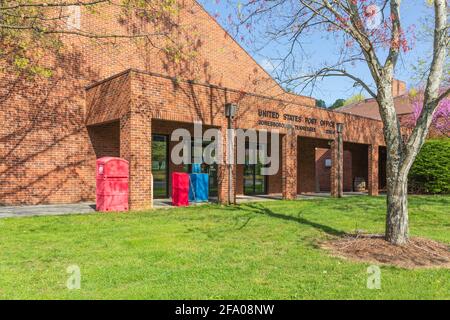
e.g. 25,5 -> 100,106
198,0 -> 435,106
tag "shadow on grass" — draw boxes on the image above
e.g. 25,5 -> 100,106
235,202 -> 346,237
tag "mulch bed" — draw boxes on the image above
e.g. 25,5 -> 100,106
322,234 -> 450,269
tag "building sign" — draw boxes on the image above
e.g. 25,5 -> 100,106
257,109 -> 336,135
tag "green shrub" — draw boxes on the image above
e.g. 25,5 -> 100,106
409,139 -> 450,194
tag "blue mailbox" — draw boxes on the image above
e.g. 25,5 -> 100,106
191,163 -> 202,173
189,173 -> 209,202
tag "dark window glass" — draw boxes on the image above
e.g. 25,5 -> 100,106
152,135 -> 169,198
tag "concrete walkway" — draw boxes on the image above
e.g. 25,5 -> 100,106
297,191 -> 368,199
153,194 -> 283,207
237,194 -> 283,202
153,197 -> 218,208
0,203 -> 96,219
0,192 -> 370,218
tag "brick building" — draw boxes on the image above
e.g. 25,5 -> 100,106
314,81 -> 410,193
335,80 -> 408,119
1,1 -> 388,209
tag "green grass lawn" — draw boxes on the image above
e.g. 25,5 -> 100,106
0,195 -> 449,299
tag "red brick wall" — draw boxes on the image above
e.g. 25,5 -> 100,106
282,132 -> 297,199
0,73 -> 94,205
88,121 -> 120,158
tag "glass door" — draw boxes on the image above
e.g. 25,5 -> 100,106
152,134 -> 169,198
254,162 -> 266,194
243,144 -> 267,195
200,163 -> 218,197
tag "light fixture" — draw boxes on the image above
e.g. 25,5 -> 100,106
336,123 -> 344,134
225,103 -> 238,119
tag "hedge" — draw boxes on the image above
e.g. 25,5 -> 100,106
408,138 -> 450,194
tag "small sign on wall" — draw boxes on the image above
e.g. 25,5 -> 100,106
325,159 -> 332,168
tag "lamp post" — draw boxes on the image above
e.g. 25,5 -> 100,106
336,123 -> 344,198
225,103 -> 238,205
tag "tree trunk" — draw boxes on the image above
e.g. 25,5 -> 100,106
377,84 -> 410,246
385,169 -> 409,245
384,137 -> 410,245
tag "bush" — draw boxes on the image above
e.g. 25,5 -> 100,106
409,139 -> 450,194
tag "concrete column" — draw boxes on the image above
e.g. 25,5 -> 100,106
368,144 -> 379,196
282,130 -> 297,199
331,137 -> 344,198
120,112 -> 153,210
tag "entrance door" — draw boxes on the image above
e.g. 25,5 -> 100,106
152,134 -> 169,198
202,163 -> 218,197
243,144 -> 267,195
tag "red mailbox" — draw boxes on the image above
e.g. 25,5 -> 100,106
96,157 -> 129,212
172,172 -> 189,206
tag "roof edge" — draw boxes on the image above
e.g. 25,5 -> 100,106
86,68 -> 389,124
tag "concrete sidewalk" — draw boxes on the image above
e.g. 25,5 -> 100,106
0,203 -> 96,218
0,192 -> 370,218
0,195 -> 279,218
0,199 -> 217,218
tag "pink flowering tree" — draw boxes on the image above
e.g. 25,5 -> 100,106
232,0 -> 448,245
410,97 -> 450,137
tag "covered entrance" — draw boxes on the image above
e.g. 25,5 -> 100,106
85,69 -> 387,210
235,132 -> 282,197
151,119 -> 219,199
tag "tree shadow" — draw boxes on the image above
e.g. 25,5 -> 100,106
0,48 -> 100,205
235,202 -> 346,236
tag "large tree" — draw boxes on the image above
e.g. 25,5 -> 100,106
234,0 -> 448,245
